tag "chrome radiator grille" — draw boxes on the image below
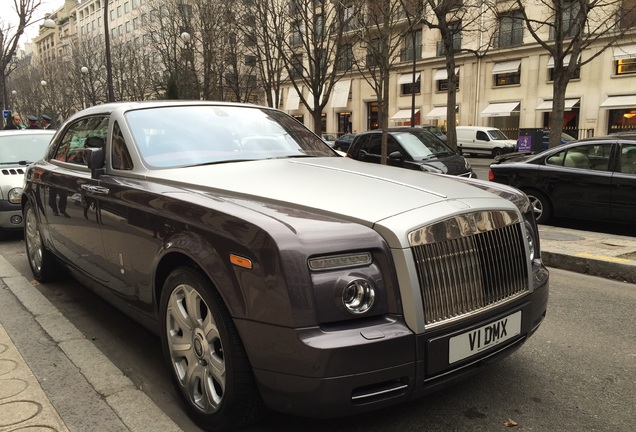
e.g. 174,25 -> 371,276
409,210 -> 530,327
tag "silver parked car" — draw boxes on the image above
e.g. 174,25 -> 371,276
0,129 -> 55,237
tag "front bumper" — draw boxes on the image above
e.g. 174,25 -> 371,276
237,264 -> 549,418
0,200 -> 23,231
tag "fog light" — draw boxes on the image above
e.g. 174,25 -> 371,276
342,279 -> 375,314
10,215 -> 22,225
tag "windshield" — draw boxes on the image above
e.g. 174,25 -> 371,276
0,133 -> 52,164
126,106 -> 335,168
393,131 -> 454,159
487,129 -> 509,140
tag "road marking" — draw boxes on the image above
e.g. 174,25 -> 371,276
575,252 -> 633,264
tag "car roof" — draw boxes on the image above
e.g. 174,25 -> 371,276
0,129 -> 55,136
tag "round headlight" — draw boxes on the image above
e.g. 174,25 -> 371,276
8,188 -> 22,204
342,279 -> 375,314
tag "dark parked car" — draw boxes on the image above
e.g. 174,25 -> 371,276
489,136 -> 636,224
333,133 -> 356,151
0,129 -> 55,237
23,101 -> 548,431
347,127 -> 476,177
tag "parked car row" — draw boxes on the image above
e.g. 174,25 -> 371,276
15,102 -> 548,431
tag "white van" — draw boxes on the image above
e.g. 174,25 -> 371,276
456,126 -> 517,157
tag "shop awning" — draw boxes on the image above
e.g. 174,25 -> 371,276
433,67 -> 459,81
285,86 -> 302,111
535,99 -> 580,111
492,60 -> 521,74
425,107 -> 448,119
480,102 -> 520,117
330,80 -> 351,108
547,54 -> 578,68
398,72 -> 421,85
613,45 -> 636,60
391,109 -> 420,120
600,95 -> 636,109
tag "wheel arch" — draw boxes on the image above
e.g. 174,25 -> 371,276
520,187 -> 554,222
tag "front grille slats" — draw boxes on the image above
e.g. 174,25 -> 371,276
410,211 -> 530,327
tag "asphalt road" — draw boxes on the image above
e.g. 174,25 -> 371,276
2,234 -> 635,431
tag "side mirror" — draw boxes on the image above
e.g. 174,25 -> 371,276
389,151 -> 403,161
84,147 -> 105,178
85,135 -> 105,148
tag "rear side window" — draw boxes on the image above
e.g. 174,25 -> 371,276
112,121 -> 134,170
53,116 -> 108,166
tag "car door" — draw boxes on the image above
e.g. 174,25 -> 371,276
44,115 -> 110,281
540,142 -> 614,221
611,142 -> 636,223
474,130 -> 491,154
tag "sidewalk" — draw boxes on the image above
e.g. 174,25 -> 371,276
0,226 -> 635,432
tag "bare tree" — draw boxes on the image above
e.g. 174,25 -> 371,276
275,0 -> 355,134
511,0 -> 636,148
421,0 -> 494,150
1,0 -> 44,123
238,0 -> 288,108
353,0 -> 420,163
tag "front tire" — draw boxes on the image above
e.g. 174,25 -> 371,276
24,201 -> 58,282
160,266 -> 263,431
525,191 -> 553,224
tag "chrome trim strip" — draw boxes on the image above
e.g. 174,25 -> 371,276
351,383 -> 409,401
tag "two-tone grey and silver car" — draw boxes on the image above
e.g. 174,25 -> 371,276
21,101 -> 548,431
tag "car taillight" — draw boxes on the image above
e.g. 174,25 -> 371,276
488,169 -> 495,181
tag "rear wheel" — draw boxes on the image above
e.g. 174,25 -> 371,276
160,266 -> 263,431
24,201 -> 58,282
525,191 -> 553,224
492,148 -> 504,158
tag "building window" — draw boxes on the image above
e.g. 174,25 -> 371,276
336,43 -> 354,71
132,0 -> 138,9
111,27 -> 117,37
314,14 -> 324,39
495,71 -> 520,86
124,2 -> 130,13
245,55 -> 256,67
438,73 -> 460,92
551,1 -> 580,39
117,5 -> 122,17
133,17 -> 139,29
344,5 -> 355,32
402,79 -> 420,95
548,64 -> 580,80
401,29 -> 422,62
291,55 -> 303,79
497,10 -> 524,48
616,58 -> 636,75
437,21 -> 461,56
125,21 -> 131,32
291,21 -> 302,46
110,9 -> 114,21
118,24 -> 123,35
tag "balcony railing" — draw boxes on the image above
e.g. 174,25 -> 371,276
437,38 -> 461,56
495,27 -> 524,49
400,44 -> 422,62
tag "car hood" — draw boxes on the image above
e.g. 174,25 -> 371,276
152,158 -> 514,228
417,153 -> 469,175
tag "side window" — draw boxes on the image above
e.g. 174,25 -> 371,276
558,144 -> 612,170
112,121 -> 134,170
387,137 -> 400,154
546,150 -> 566,166
362,135 -> 382,155
476,131 -> 489,141
53,116 -> 108,166
620,144 -> 636,174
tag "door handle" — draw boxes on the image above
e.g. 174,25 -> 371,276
81,184 -> 109,194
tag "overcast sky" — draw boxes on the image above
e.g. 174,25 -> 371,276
2,0 -> 65,45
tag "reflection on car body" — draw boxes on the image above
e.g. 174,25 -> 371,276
489,136 -> 636,224
22,101 -> 548,431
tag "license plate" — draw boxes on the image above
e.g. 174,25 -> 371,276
448,311 -> 522,364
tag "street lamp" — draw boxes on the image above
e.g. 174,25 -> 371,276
180,32 -> 191,44
103,0 -> 114,102
80,67 -> 89,108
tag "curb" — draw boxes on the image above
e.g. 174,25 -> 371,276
542,251 -> 636,284
0,255 -> 182,432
